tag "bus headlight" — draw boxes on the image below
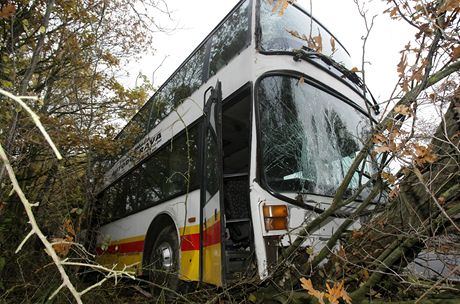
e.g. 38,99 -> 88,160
263,205 -> 288,231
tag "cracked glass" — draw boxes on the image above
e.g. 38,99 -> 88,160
258,75 -> 372,197
258,0 -> 352,69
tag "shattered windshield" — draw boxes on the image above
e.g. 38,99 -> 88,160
258,75 -> 372,197
258,0 -> 352,69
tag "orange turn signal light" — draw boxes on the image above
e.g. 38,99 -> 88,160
264,217 -> 288,231
263,205 -> 288,218
263,205 -> 288,231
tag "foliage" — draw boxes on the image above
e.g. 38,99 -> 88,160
0,0 -> 159,301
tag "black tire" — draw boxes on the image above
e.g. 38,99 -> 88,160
148,225 -> 179,295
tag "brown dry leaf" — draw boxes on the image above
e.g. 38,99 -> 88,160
389,128 -> 401,141
287,29 -> 300,39
419,23 -> 433,36
311,33 -> 323,53
397,52 -> 408,78
401,79 -> 410,92
394,104 -> 411,116
381,171 -> 397,184
52,237 -> 72,257
330,36 -> 336,53
325,281 -> 352,304
0,4 -> 16,19
297,76 -> 305,85
64,218 -> 76,238
388,141 -> 397,152
351,230 -> 364,240
414,144 -> 437,164
451,45 -> 460,61
424,153 -> 437,163
440,0 -> 460,12
374,145 -> 391,154
388,7 -> 398,18
271,0 -> 292,16
411,66 -> 424,82
279,0 -> 289,16
350,66 -> 360,73
300,278 -> 325,304
326,282 -> 340,304
372,133 -> 386,144
452,131 -> 460,140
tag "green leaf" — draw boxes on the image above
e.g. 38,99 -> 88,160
21,19 -> 29,32
248,293 -> 257,303
39,26 -> 46,34
1,80 -> 13,88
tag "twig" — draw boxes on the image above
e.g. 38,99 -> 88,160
15,230 -> 35,253
0,88 -> 62,160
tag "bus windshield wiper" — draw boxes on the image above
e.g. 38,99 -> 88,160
293,46 -> 362,85
293,46 -> 380,114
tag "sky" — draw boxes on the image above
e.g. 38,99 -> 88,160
124,0 -> 415,103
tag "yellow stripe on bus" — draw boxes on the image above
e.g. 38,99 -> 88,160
203,243 -> 222,286
180,249 -> 200,281
179,224 -> 200,236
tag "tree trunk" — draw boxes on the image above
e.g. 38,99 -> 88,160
345,90 -> 460,301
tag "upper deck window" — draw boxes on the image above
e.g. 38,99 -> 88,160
258,0 -> 352,69
209,0 -> 251,77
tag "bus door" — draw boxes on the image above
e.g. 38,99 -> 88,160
200,81 -> 226,286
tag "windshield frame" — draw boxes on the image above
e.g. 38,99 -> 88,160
254,0 -> 377,110
254,70 -> 375,213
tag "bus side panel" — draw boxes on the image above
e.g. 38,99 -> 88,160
95,190 -> 199,276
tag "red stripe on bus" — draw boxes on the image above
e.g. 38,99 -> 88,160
203,221 -> 221,247
181,233 -> 200,251
96,240 -> 144,255
180,221 -> 221,251
118,240 -> 144,253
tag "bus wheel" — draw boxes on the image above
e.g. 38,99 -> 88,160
148,225 -> 179,295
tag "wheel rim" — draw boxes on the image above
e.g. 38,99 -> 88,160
157,241 -> 173,270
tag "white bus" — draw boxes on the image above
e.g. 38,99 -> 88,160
94,0 -> 379,288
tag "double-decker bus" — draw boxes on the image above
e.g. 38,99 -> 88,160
94,0 -> 379,288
